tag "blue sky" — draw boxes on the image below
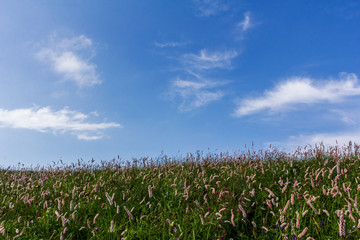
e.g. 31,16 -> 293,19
0,1 -> 359,168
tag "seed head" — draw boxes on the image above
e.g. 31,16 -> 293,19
110,220 -> 114,232
339,209 -> 345,237
124,206 -> 134,220
298,227 -> 308,238
148,185 -> 153,198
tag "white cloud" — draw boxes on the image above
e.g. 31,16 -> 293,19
154,41 -> 188,48
234,73 -> 360,117
194,0 -> 229,17
237,11 -> 251,32
184,49 -> 238,70
166,49 -> 236,111
331,109 -> 357,124
0,106 -> 122,140
36,35 -> 101,87
233,11 -> 256,41
173,79 -> 208,90
77,134 -> 103,141
171,77 -> 225,111
272,130 -> 360,153
162,47 -> 237,112
191,91 -> 224,108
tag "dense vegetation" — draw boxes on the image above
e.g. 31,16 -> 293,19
0,143 -> 360,239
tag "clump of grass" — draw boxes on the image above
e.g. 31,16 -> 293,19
0,142 -> 360,239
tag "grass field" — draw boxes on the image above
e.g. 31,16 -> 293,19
0,143 -> 360,239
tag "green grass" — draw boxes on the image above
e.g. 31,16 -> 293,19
0,143 -> 360,239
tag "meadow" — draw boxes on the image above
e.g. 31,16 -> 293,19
0,143 -> 360,239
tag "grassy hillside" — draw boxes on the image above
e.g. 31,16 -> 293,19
0,143 -> 360,239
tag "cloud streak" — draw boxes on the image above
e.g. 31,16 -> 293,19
171,77 -> 225,111
0,106 -> 122,140
36,35 -> 101,87
194,0 -> 229,17
168,49 -> 237,111
154,41 -> 188,48
273,130 -> 360,153
237,11 -> 252,32
167,49 -> 237,111
234,73 -> 360,117
183,49 -> 238,70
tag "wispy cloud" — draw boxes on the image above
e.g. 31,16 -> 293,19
331,109 -> 357,124
171,77 -> 225,111
194,0 -> 229,17
234,73 -> 360,117
183,49 -> 238,70
233,11 -> 257,41
36,34 -> 101,87
272,130 -> 360,152
0,106 -> 122,140
166,49 -> 237,111
154,41 -> 188,48
237,11 -> 252,32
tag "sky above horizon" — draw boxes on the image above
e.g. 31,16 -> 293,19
0,1 -> 359,168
